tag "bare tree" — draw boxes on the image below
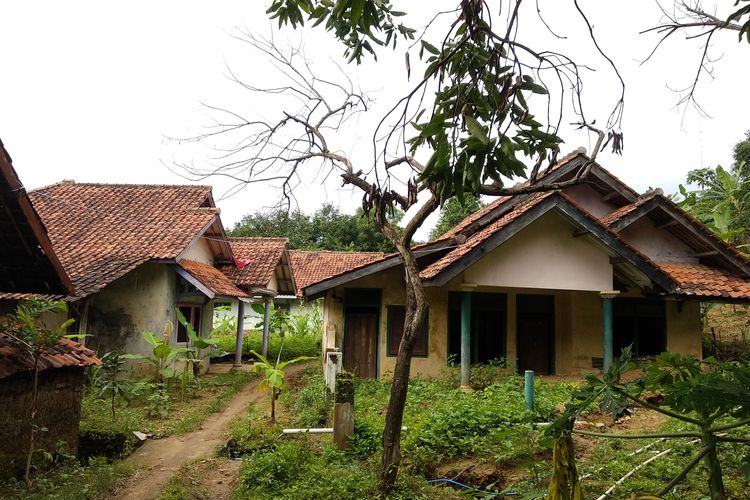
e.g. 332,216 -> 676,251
642,1 -> 749,115
174,1 -> 626,491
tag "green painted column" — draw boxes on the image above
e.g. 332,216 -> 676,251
524,370 -> 535,410
461,292 -> 471,389
234,300 -> 245,367
600,291 -> 619,372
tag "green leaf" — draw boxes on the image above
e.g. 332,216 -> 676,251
420,40 -> 440,55
350,0 -> 365,27
142,331 -> 161,348
464,115 -> 488,145
153,343 -> 171,360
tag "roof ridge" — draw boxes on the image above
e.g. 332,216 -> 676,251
30,181 -> 213,192
227,236 -> 289,242
290,249 -> 385,255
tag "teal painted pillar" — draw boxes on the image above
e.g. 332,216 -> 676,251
524,370 -> 534,410
600,291 -> 619,372
460,292 -> 471,389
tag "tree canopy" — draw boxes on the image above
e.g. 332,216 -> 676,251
428,193 -> 484,241
229,203 -> 401,252
677,131 -> 750,247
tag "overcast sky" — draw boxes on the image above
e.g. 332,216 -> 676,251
1,1 -> 747,239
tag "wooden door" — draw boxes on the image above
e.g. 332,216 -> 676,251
517,316 -> 553,374
343,312 -> 378,378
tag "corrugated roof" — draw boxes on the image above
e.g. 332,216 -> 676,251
28,182 -> 218,297
0,335 -> 100,380
289,250 -> 385,296
178,259 -> 248,298
221,237 -> 288,289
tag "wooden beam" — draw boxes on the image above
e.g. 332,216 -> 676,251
693,251 -> 719,257
610,256 -> 627,264
573,229 -> 589,237
601,192 -> 619,202
658,220 -> 680,230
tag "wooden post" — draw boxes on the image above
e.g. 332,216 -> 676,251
333,371 -> 354,450
233,300 -> 245,367
460,291 -> 472,390
261,297 -> 271,358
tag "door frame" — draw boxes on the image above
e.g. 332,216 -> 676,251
342,288 -> 382,378
515,293 -> 555,375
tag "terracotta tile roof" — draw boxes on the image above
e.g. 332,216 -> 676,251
222,237 -> 288,289
600,196 -> 653,227
434,150 -> 586,241
28,182 -> 218,297
0,335 -> 100,380
657,262 -> 750,299
421,192 -> 554,280
178,260 -> 248,298
289,250 -> 386,296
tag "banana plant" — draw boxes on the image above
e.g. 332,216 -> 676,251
176,307 -> 220,377
124,326 -> 186,383
250,344 -> 313,422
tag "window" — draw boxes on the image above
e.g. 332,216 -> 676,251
387,305 -> 428,356
177,304 -> 202,343
447,292 -> 506,364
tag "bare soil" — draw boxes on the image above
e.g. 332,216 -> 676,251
110,362 -> 311,500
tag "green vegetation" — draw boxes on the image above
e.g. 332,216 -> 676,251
230,202 -> 402,252
249,347 -> 314,422
0,456 -> 135,500
81,369 -> 254,439
231,366 -> 575,498
429,193 -> 484,240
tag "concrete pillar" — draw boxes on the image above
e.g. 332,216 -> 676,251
261,296 -> 271,358
233,300 -> 245,367
460,291 -> 472,389
600,291 -> 620,372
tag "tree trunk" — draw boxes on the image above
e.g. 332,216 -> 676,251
378,241 -> 428,492
271,388 -> 276,423
703,432 -> 726,500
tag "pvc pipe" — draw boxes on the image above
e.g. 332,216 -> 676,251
524,370 -> 534,410
282,428 -> 333,435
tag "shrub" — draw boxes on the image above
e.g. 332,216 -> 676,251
216,331 -> 321,360
280,368 -> 329,428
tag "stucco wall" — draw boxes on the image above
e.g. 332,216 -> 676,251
179,238 -> 215,265
464,211 -> 614,292
564,184 -> 618,218
87,263 -> 175,356
619,217 -> 698,263
666,300 -> 702,357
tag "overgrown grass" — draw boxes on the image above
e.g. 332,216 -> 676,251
230,366 -> 576,498
216,331 -> 321,361
81,368 -> 254,439
578,416 -> 750,499
0,456 -> 135,500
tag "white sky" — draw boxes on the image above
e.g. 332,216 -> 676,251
1,1 -> 748,240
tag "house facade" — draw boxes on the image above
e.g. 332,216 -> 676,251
22,182 -> 248,363
304,152 -> 750,379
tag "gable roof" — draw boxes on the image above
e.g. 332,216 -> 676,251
0,139 -> 73,296
303,151 -> 750,302
28,181 -> 222,297
177,259 -> 248,298
0,334 -> 100,380
222,237 -> 295,294
289,250 -> 385,297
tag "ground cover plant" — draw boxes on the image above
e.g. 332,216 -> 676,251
231,365 -> 577,498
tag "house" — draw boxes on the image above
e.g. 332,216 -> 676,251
216,237 -> 296,326
21,181 -> 248,365
0,138 -> 99,477
302,151 -> 750,379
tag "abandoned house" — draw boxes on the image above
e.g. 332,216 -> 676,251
18,181 -> 249,364
0,138 -> 99,477
302,151 -> 750,379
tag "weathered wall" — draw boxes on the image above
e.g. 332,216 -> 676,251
87,263 -> 175,356
619,217 -> 698,263
464,211 -> 614,292
666,300 -> 702,357
0,367 -> 85,479
179,238 -> 215,265
563,184 -> 618,218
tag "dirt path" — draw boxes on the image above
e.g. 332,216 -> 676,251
113,362 -> 311,500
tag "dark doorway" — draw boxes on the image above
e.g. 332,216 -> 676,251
517,294 -> 555,374
343,288 -> 381,378
447,292 -> 506,364
613,298 -> 666,358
